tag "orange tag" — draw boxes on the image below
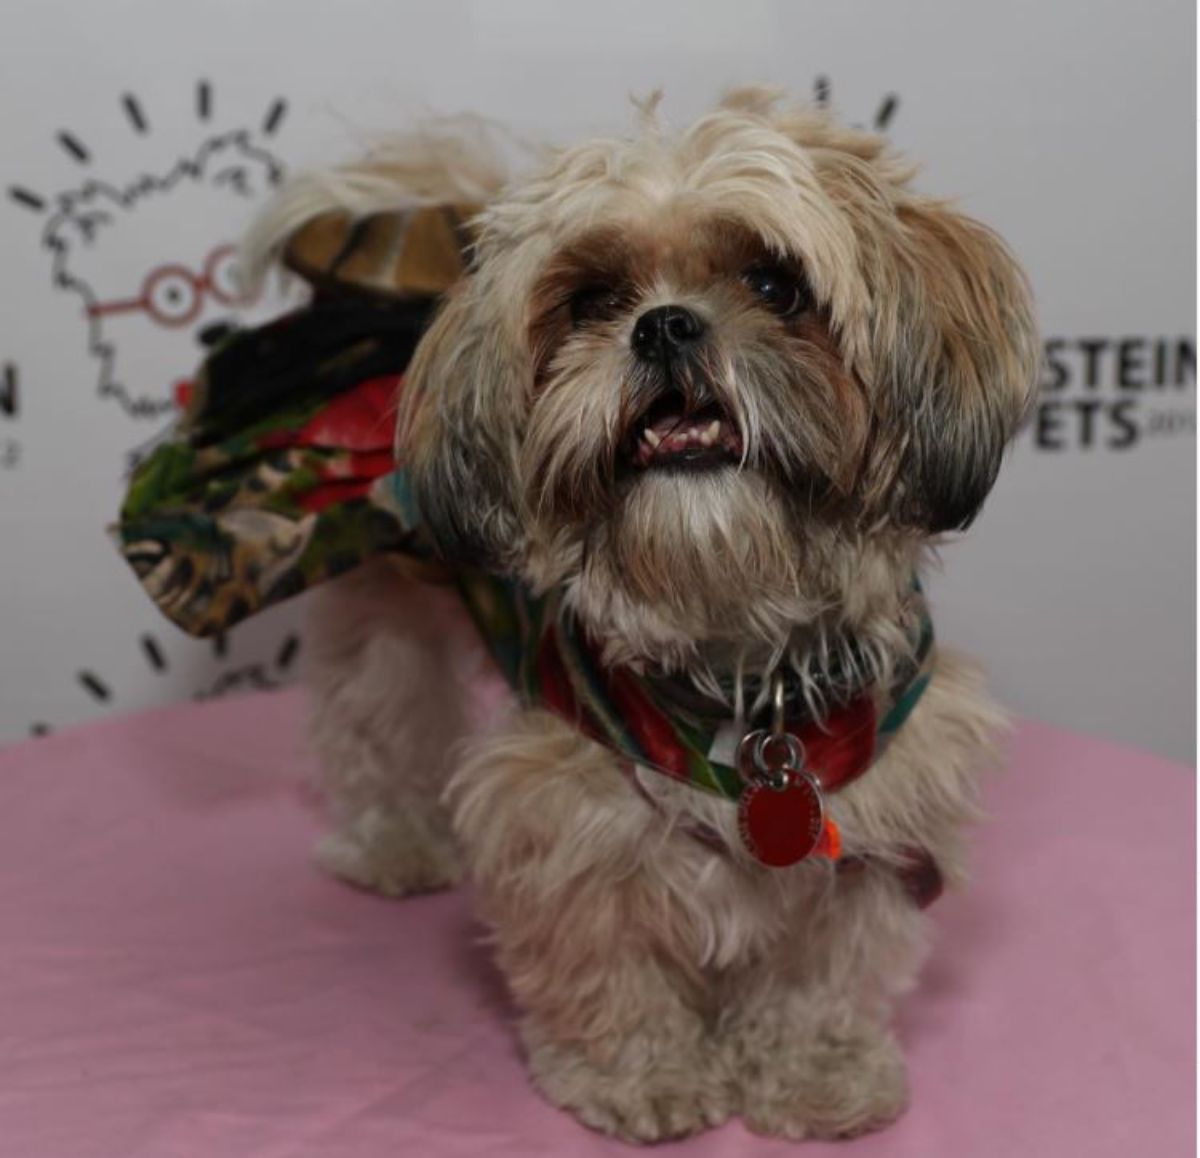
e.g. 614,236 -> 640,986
814,817 -> 842,861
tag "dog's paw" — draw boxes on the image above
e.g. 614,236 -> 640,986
737,1018 -> 909,1140
315,808 -> 461,897
528,1038 -> 734,1143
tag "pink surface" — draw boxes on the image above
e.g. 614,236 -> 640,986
0,690 -> 1193,1158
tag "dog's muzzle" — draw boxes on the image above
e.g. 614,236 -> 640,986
622,309 -> 744,471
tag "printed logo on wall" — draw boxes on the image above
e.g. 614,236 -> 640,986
8,81 -> 291,422
29,629 -> 302,738
811,75 -> 899,133
6,82 -> 306,741
0,363 -> 18,471
1030,337 -> 1196,451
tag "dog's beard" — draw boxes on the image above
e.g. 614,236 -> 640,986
581,467 -> 816,635
518,337 -> 854,647
553,460 -> 920,677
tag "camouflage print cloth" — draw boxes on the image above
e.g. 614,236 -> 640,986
115,297 -> 436,638
116,196 -> 485,637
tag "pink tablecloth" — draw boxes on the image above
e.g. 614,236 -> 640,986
0,690 -> 1193,1157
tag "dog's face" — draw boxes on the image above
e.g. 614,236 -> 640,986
404,92 -> 1038,659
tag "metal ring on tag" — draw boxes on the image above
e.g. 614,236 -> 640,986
736,729 -> 770,783
735,728 -> 805,787
758,730 -> 801,791
760,732 -> 804,772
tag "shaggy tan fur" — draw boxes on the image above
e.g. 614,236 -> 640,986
279,89 -> 1038,1143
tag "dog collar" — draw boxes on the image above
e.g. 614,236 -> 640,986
454,573 -> 934,869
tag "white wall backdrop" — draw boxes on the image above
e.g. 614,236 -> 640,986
1,0 -> 1194,763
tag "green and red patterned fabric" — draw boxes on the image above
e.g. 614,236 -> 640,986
115,298 -> 439,638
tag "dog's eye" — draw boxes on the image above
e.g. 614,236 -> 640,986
741,264 -> 811,319
568,284 -> 624,326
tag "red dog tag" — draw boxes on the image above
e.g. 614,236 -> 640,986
737,772 -> 825,867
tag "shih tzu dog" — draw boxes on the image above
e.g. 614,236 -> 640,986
269,90 -> 1038,1142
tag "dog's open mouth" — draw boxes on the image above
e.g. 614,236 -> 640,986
627,395 -> 744,471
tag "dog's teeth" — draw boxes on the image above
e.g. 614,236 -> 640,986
700,420 -> 720,447
643,428 -> 661,448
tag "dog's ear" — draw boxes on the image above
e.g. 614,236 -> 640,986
863,199 -> 1039,532
400,276 -> 526,567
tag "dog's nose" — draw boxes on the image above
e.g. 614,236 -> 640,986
631,306 -> 706,361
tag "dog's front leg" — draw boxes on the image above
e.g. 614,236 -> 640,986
517,941 -> 732,1144
449,711 -> 735,1143
720,863 -> 928,1140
